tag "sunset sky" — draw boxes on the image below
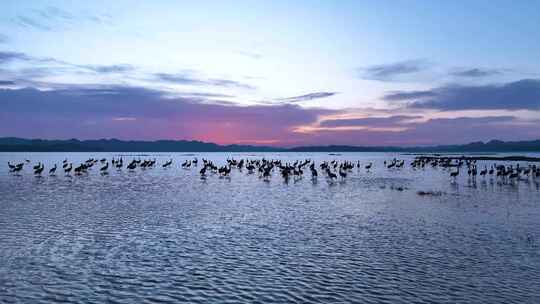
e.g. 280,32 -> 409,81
1,0 -> 539,146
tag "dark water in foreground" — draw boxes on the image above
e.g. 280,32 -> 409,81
1,152 -> 539,303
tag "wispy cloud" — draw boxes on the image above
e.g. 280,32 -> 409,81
154,73 -> 206,85
235,50 -> 263,60
450,68 -> 503,78
15,15 -> 52,31
382,90 -> 437,101
35,6 -> 74,21
0,50 -> 137,79
77,64 -> 136,74
13,6 -> 112,32
358,59 -> 430,81
0,50 -> 67,67
275,92 -> 339,103
0,51 -> 31,64
155,73 -> 256,90
177,92 -> 235,99
319,115 -> 422,128
0,34 -> 8,44
0,50 -> 255,95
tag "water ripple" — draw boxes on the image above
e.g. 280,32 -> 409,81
0,152 -> 539,303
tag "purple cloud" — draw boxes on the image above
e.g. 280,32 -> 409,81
391,79 -> 540,111
1,84 -> 538,146
0,85 -> 331,144
297,116 -> 539,146
0,80 -> 15,86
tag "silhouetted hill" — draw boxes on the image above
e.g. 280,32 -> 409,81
0,138 -> 283,152
0,138 -> 540,152
289,140 -> 540,152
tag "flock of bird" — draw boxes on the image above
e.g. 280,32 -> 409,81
6,155 -> 540,186
197,158 -> 364,181
413,156 -> 540,182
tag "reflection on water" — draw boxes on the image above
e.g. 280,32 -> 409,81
0,152 -> 539,303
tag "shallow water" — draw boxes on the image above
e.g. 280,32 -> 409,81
1,152 -> 539,303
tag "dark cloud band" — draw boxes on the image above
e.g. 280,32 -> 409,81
384,79 -> 540,111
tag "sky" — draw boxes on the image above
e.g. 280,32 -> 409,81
0,0 -> 539,146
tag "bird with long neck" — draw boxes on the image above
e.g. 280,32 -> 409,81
49,164 -> 57,175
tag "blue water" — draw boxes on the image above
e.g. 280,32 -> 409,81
1,152 -> 539,303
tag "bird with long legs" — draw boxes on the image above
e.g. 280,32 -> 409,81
162,159 -> 173,168
365,162 -> 372,171
64,163 -> 72,175
34,163 -> 44,175
10,163 -> 24,174
450,168 -> 460,180
49,164 -> 57,175
100,162 -> 109,175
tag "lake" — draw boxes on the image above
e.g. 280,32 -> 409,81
1,152 -> 539,303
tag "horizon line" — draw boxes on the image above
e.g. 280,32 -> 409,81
1,136 -> 539,150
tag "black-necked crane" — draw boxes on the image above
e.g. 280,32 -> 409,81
450,168 -> 459,179
199,165 -> 207,176
11,163 -> 24,173
263,166 -> 272,180
310,163 -> 318,178
326,168 -> 337,180
479,166 -> 487,177
64,163 -> 72,174
34,163 -> 44,175
509,170 -> 519,180
162,159 -> 173,168
49,164 -> 57,175
116,158 -> 123,169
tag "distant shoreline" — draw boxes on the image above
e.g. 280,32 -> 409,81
1,137 -> 540,153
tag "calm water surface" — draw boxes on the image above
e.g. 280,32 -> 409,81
1,152 -> 539,303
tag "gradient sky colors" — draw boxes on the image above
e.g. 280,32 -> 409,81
1,0 -> 539,146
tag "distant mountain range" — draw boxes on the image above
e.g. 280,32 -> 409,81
1,137 -> 540,152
